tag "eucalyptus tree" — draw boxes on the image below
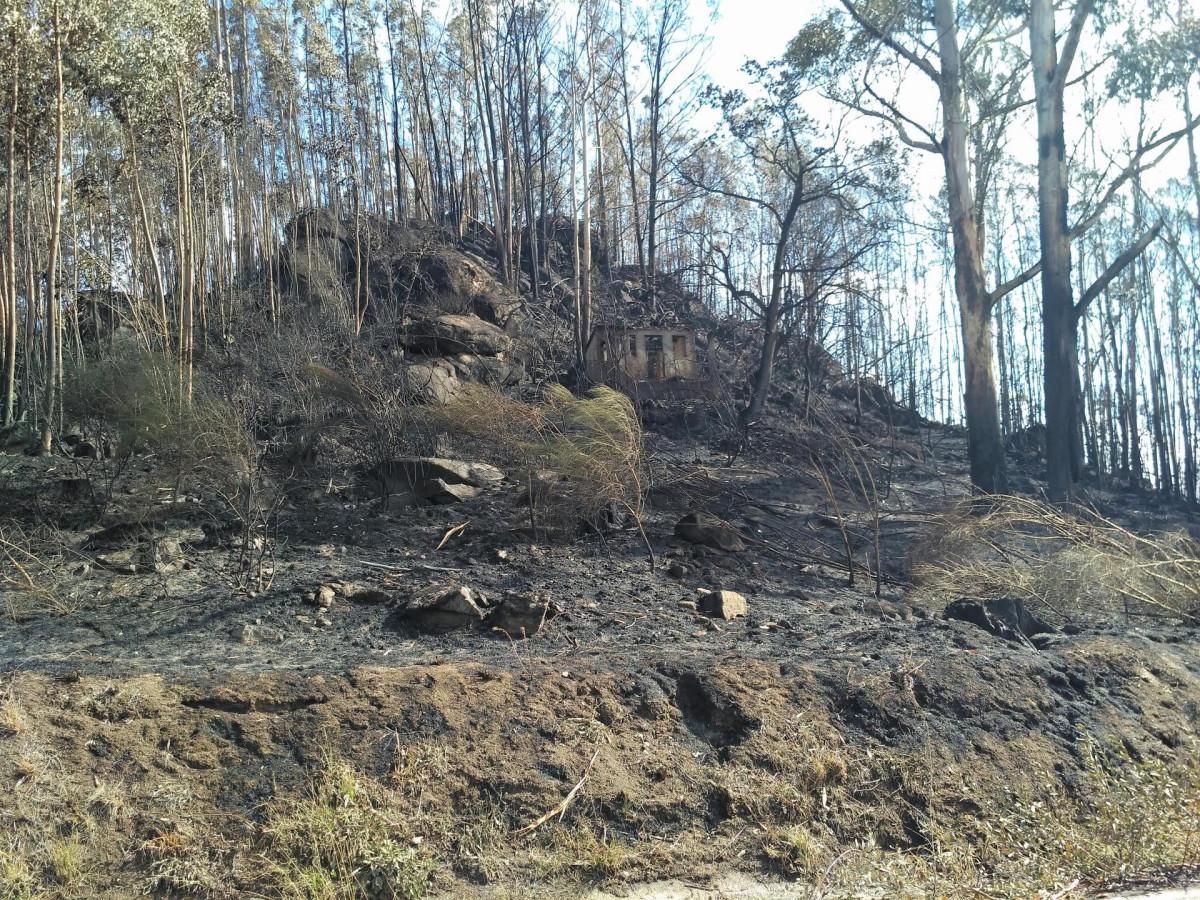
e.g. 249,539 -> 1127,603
788,0 -> 1032,493
0,4 -> 38,427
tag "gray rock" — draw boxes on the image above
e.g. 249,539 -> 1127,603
332,582 -> 391,604
136,537 -> 184,573
362,457 -> 504,500
448,353 -> 525,386
401,359 -> 459,405
675,512 -> 746,552
401,585 -> 490,631
233,623 -> 285,644
487,592 -> 559,637
420,478 -> 482,504
95,549 -> 138,575
401,314 -> 513,356
473,291 -> 522,327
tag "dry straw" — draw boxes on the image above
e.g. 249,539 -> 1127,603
910,495 -> 1200,624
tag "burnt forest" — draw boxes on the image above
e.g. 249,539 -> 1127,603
2,0 -> 1200,897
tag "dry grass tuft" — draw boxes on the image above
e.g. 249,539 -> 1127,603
911,495 -> 1200,624
64,350 -> 256,501
45,834 -> 85,886
0,697 -> 28,736
431,383 -> 646,536
0,841 -> 37,900
0,526 -> 74,618
86,780 -> 126,822
14,743 -> 51,786
761,824 -> 831,879
261,750 -> 434,900
986,730 -> 1200,888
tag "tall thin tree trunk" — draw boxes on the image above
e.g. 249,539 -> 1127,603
2,34 -> 18,427
934,0 -> 1006,493
39,0 -> 66,454
1030,0 -> 1094,501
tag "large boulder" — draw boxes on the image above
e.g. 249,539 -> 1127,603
282,210 -> 524,329
388,244 -> 522,327
401,314 -> 513,357
283,209 -> 353,309
401,359 -> 460,405
360,457 -> 505,506
373,457 -> 504,489
396,585 -> 491,631
522,214 -> 608,276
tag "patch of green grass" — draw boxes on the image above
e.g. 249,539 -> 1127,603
45,835 -> 85,886
0,843 -> 38,900
261,752 -> 434,900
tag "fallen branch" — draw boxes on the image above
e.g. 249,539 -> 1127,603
514,747 -> 601,836
435,521 -> 469,551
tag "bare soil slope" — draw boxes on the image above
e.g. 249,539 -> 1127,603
2,411 -> 1199,899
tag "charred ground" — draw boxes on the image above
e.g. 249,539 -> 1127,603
1,221 -> 1199,900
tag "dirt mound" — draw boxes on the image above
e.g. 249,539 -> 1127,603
3,622 -> 1198,897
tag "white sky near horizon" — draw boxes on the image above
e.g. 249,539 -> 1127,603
689,0 -> 1197,427
700,0 -> 813,89
697,0 -> 1191,181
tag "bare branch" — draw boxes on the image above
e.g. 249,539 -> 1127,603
838,0 -> 941,83
1069,119 -> 1200,239
1054,0 -> 1097,95
1074,221 -> 1163,320
859,81 -> 942,153
987,260 -> 1042,309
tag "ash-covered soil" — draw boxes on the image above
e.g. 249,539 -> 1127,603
2,407 -> 1199,899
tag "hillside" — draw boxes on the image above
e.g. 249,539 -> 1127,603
2,218 -> 1200,900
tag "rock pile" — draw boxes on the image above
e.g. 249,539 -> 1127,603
393,585 -> 559,636
282,210 -> 529,404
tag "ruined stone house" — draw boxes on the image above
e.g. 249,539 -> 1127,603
585,324 -> 717,399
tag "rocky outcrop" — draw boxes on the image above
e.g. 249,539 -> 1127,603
283,210 -> 523,330
521,214 -> 608,278
282,210 -> 530,403
400,314 -> 513,357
